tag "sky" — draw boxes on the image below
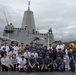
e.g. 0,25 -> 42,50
0,0 -> 76,42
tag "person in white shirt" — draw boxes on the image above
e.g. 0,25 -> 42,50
31,50 -> 38,58
56,40 -> 64,52
1,42 -> 10,55
8,48 -> 15,57
18,55 -> 27,72
64,53 -> 70,70
17,52 -> 22,67
12,42 -> 19,57
65,47 -> 72,55
1,53 -> 9,71
24,49 -> 31,60
48,44 -> 53,50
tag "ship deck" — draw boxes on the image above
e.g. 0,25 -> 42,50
0,71 -> 76,75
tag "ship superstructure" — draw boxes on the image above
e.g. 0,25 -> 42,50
3,1 -> 54,46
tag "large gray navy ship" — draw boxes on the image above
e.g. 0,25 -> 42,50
3,1 -> 54,46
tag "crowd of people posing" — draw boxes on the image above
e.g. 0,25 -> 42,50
0,41 -> 76,72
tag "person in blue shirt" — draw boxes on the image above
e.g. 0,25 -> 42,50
36,54 -> 44,71
54,55 -> 64,71
40,49 -> 46,59
24,44 -> 29,52
68,49 -> 73,57
69,55 -> 75,72
1,48 -> 7,57
29,42 -> 34,52
37,44 -> 43,51
27,55 -> 36,72
44,54 -> 53,71
46,49 -> 53,59
33,43 -> 38,50
52,47 -> 57,61
37,49 -> 41,56
43,46 -> 48,53
74,54 -> 76,63
56,48 -> 64,59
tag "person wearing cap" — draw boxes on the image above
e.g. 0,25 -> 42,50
36,54 -> 44,71
27,55 -> 36,72
8,48 -> 15,57
56,48 -> 64,59
44,54 -> 53,71
54,55 -> 64,71
31,50 -> 38,58
18,55 -> 27,72
40,49 -> 46,59
46,49 -> 53,59
1,42 -> 10,55
1,48 -> 7,57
